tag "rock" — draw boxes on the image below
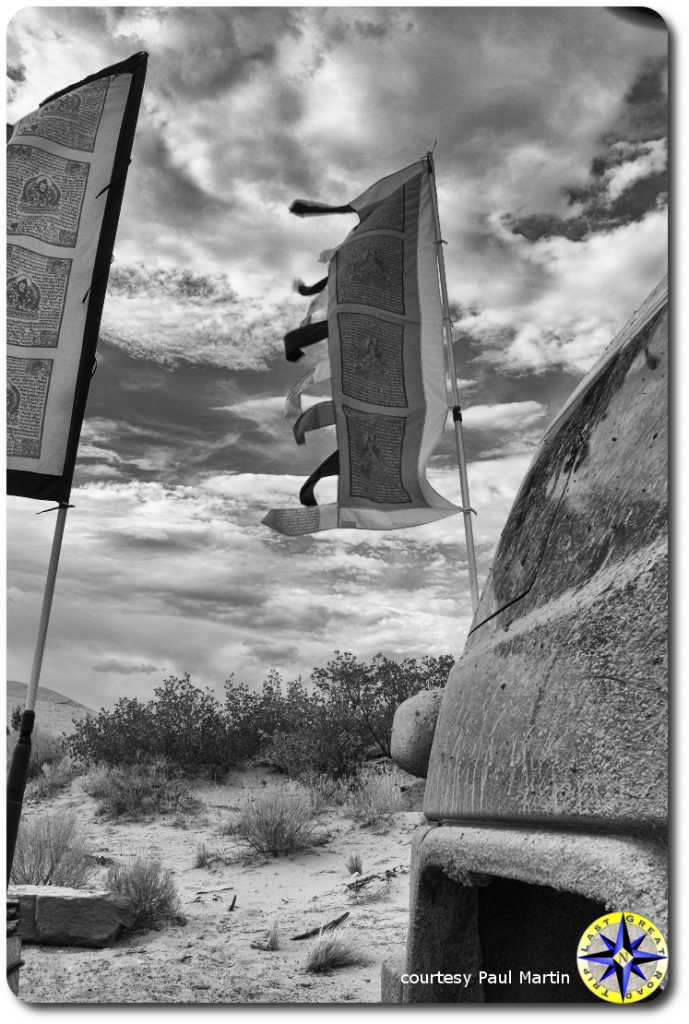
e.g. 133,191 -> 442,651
391,689 -> 444,778
8,885 -> 136,948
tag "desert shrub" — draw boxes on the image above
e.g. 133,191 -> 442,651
68,696 -> 154,767
224,782 -> 325,856
225,653 -> 454,779
260,692 -> 371,780
67,653 -> 454,782
312,651 -> 454,759
69,675 -> 235,778
82,761 -> 201,820
304,925 -> 368,973
151,675 -> 233,777
10,704 -> 23,731
106,857 -> 183,931
348,767 -> 402,831
223,672 -> 304,762
10,808 -> 96,887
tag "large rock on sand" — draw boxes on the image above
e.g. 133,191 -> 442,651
391,689 -> 444,778
8,885 -> 136,948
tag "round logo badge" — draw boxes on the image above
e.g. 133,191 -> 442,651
577,911 -> 668,1003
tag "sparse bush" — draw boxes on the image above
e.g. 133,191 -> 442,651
106,857 -> 183,931
304,925 -> 368,973
348,768 -> 402,832
344,851 -> 363,875
225,782 -> 325,856
10,808 -> 96,887
82,761 -> 201,820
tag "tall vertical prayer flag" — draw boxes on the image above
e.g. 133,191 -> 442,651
6,52 -> 147,502
263,159 -> 460,535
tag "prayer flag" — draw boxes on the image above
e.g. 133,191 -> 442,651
263,159 -> 460,535
6,52 -> 148,502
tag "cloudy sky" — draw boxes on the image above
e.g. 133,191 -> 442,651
5,4 -> 668,713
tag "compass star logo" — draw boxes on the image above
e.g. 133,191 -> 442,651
577,911 -> 668,1003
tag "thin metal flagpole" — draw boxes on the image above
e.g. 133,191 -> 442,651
7,502 -> 70,886
425,152 -> 480,614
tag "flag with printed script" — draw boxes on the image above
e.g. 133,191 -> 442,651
6,52 -> 147,503
262,159 -> 460,535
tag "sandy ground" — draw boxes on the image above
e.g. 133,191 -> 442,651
14,767 -> 422,1006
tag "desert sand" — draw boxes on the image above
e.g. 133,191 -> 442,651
14,766 -> 420,1006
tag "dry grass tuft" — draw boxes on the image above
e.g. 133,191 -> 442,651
224,782 -> 326,856
107,856 -> 184,931
252,915 -> 281,951
348,768 -> 402,832
344,851 -> 363,875
304,925 -> 368,973
82,761 -> 201,820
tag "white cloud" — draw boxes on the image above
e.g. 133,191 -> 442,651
455,209 -> 667,373
605,139 -> 667,201
101,266 -> 301,371
460,401 -> 547,431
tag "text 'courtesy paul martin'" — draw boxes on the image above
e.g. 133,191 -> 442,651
400,971 -> 569,988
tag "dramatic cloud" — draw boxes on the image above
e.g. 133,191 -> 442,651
5,7 -> 667,708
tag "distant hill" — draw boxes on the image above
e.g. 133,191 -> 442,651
7,680 -> 93,736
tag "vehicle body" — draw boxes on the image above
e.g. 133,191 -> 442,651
385,276 -> 668,1003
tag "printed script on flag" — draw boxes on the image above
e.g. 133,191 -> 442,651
262,160 -> 460,535
6,53 -> 147,502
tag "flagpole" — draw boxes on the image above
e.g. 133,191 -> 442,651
425,152 -> 480,614
7,502 -> 70,885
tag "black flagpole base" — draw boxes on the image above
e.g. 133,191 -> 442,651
6,710 -> 35,888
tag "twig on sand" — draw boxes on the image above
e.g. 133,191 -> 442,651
290,911 -> 349,941
345,865 -> 407,892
